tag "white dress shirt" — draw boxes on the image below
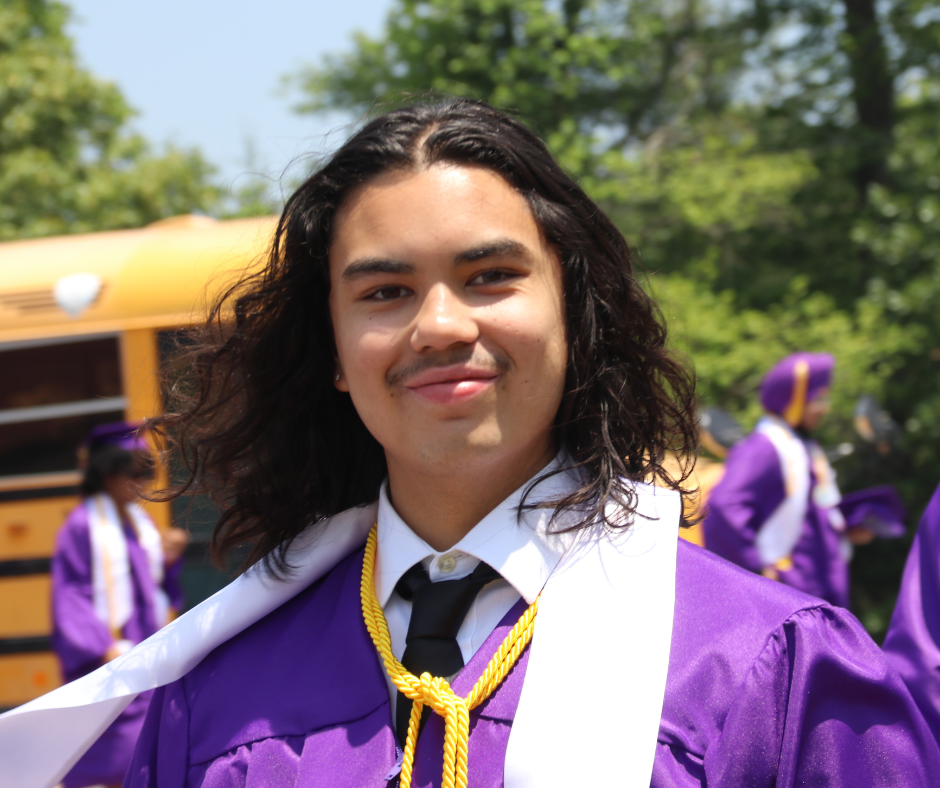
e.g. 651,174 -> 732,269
373,460 -> 578,712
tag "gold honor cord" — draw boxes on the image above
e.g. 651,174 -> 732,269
360,525 -> 539,788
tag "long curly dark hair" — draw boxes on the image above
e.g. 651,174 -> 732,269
149,98 -> 697,575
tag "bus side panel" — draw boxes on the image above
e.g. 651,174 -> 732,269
0,497 -> 76,560
0,653 -> 61,712
0,576 -> 51,637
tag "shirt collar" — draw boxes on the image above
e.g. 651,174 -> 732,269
374,455 -> 582,607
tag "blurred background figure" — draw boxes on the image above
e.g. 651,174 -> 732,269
883,481 -> 940,743
702,353 -> 892,607
50,422 -> 187,788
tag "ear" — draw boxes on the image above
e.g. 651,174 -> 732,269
333,364 -> 349,392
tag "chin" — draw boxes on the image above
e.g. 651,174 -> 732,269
406,426 -> 507,468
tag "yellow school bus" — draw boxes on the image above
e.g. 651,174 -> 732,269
0,214 -> 276,711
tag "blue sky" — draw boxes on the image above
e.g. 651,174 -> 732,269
67,0 -> 393,194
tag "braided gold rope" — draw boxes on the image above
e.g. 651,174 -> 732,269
360,524 -> 539,788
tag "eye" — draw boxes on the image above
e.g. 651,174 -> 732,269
469,269 -> 518,286
365,285 -> 412,301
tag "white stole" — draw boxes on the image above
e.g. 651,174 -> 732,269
754,416 -> 811,566
87,494 -> 169,635
505,484 -> 680,787
0,486 -> 679,788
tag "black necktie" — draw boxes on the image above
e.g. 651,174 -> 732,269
394,559 -> 501,745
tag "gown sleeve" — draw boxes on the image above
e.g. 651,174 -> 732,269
705,604 -> 940,786
702,433 -> 786,571
883,483 -> 940,740
50,505 -> 113,679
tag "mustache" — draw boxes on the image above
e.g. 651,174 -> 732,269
387,348 -> 512,387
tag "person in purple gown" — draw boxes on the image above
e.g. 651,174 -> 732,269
702,353 -> 875,607
883,482 -> 940,741
51,422 -> 187,788
0,99 -> 937,788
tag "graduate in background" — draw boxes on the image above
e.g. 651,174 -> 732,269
703,353 -> 874,606
703,355 -> 907,608
883,482 -> 940,742
2,100 -> 938,788
51,422 -> 187,788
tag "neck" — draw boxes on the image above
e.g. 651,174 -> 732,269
386,442 -> 557,551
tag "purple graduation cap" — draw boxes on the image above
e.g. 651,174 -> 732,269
84,421 -> 150,454
838,485 -> 907,539
760,352 -> 835,426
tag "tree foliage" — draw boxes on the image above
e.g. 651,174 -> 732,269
0,0 -> 219,240
293,0 -> 940,637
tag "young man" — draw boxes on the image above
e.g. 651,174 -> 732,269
1,100 -> 937,787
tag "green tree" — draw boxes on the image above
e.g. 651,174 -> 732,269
0,0 -> 219,240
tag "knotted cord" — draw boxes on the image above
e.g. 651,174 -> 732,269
360,524 -> 538,788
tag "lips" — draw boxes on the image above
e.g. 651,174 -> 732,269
402,364 -> 500,405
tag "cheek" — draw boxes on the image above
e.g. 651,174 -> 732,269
493,303 -> 567,383
334,320 -> 404,400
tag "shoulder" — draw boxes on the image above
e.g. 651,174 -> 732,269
174,545 -> 387,764
724,430 -> 779,469
664,540 -> 875,744
55,501 -> 91,547
674,538 -> 833,639
708,431 -> 784,500
672,539 -> 846,686
663,541 -> 940,781
63,500 -> 91,529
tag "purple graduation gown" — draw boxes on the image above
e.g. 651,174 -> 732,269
883,482 -> 940,742
702,430 -> 850,607
124,539 -> 939,787
52,500 -> 184,788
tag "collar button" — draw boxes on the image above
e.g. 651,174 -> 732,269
437,554 -> 457,574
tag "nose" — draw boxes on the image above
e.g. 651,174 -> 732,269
410,283 -> 479,352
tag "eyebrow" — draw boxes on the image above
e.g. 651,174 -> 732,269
341,258 -> 415,280
340,238 -> 530,280
454,239 -> 529,264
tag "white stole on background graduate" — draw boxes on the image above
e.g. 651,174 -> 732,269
754,416 -> 811,566
0,484 -> 679,788
87,494 -> 169,638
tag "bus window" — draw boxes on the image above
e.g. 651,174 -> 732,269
0,336 -> 122,410
0,336 -> 125,477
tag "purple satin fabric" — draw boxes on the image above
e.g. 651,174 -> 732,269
884,483 -> 940,741
125,540 -> 939,787
702,430 -> 850,607
52,500 -> 184,788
